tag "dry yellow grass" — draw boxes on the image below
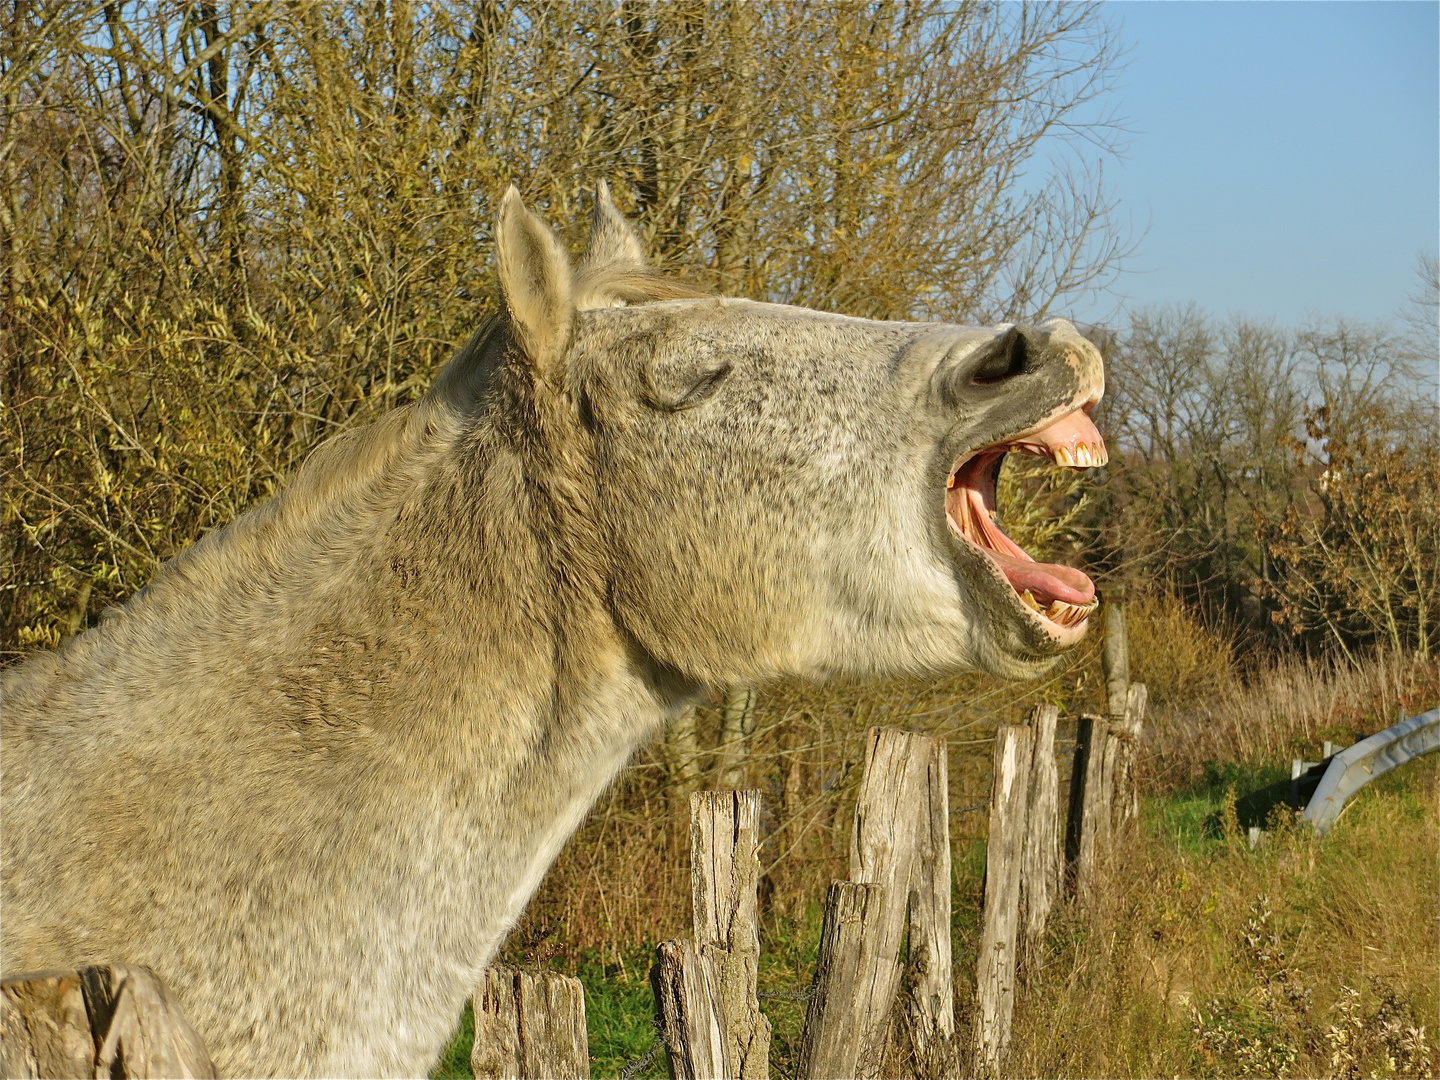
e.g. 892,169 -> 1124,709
1005,754 -> 1438,1079
1147,648 -> 1438,790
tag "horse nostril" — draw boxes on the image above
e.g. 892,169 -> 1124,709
971,327 -> 1029,384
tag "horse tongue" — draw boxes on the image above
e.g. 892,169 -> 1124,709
992,551 -> 1096,606
967,493 -> 1095,605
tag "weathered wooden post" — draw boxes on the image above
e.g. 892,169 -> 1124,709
655,790 -> 770,1080
973,724 -> 1034,1076
796,881 -> 887,1080
471,966 -> 589,1080
904,732 -> 954,1079
1102,593 -> 1149,836
1101,595 -> 1131,720
1065,714 -> 1111,906
798,728 -> 953,1080
850,728 -> 953,1079
689,790 -> 770,1078
654,942 -> 727,1080
1020,703 -> 1061,962
1,965 -> 216,1079
1110,682 -> 1149,835
1099,724 -> 1122,836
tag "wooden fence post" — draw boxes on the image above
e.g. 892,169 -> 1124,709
656,790 -> 770,1080
654,942 -> 727,1080
1102,594 -> 1150,837
1020,704 -> 1061,963
1099,727 -> 1122,840
973,724 -> 1034,1076
1,965 -> 216,1079
1102,597 -> 1130,720
796,882 -> 886,1080
848,728 -> 951,1078
1110,683 -> 1149,836
798,728 -> 953,1080
470,966 -> 589,1080
905,734 -> 955,1079
690,790 -> 770,1079
1065,714 -> 1111,906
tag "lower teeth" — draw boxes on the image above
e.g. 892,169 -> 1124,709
1021,595 -> 1097,626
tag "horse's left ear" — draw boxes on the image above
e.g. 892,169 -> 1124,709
495,185 -> 573,370
580,179 -> 646,273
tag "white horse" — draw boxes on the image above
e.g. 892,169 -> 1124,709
2,184 -> 1106,1077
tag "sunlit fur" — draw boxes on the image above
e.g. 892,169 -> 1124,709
1,184 -> 1104,1077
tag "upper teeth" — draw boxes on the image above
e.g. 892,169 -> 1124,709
1050,443 -> 1105,467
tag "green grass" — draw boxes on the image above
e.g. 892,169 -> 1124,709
1150,759 -> 1293,851
428,952 -> 667,1080
430,1001 -> 473,1079
578,953 -> 667,1080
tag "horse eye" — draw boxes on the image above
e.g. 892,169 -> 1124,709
652,364 -> 731,411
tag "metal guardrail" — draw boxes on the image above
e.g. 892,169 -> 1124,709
1301,708 -> 1440,835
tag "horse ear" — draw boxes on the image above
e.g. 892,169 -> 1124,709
581,179 -> 646,272
495,185 -> 573,369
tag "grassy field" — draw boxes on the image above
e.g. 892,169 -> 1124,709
431,716 -> 1437,1079
1005,753 -> 1437,1079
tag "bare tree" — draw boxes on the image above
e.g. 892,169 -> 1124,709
1089,302 -> 1435,652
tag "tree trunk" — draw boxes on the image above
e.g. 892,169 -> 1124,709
716,687 -> 757,789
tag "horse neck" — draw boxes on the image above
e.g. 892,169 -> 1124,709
25,394 -> 670,767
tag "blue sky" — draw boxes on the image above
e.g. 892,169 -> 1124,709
1065,1 -> 1438,329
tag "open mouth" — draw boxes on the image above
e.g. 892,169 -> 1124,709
946,408 -> 1108,631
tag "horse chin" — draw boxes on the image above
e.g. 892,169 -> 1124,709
971,634 -> 1072,682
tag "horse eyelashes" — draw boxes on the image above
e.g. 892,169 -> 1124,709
663,364 -> 732,411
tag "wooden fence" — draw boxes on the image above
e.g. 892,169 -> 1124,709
2,602 -> 1154,1079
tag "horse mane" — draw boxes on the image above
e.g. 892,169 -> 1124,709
246,262 -> 712,529
58,263 -> 714,646
574,264 -> 711,310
